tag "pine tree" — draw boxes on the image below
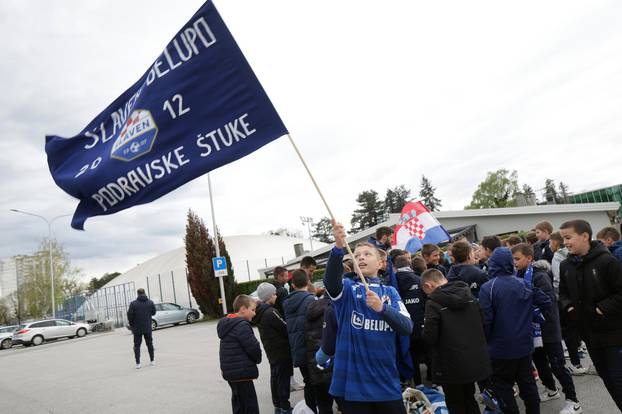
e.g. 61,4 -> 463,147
350,190 -> 385,233
184,210 -> 222,318
558,182 -> 570,203
216,230 -> 237,312
384,185 -> 411,214
312,217 -> 334,243
544,178 -> 559,204
419,175 -> 442,211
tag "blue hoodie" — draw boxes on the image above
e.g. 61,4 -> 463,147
609,240 -> 622,264
478,248 -> 552,359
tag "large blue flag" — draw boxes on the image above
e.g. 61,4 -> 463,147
46,1 -> 288,230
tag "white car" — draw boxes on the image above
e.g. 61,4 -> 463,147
12,319 -> 91,347
0,325 -> 18,350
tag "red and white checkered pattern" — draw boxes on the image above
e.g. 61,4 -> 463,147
404,217 -> 426,240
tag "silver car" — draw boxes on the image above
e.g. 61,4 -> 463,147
12,319 -> 91,346
151,302 -> 200,330
0,325 -> 17,349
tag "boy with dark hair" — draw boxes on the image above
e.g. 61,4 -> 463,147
411,256 -> 427,276
422,269 -> 492,414
506,234 -> 523,248
479,236 -> 502,271
253,283 -> 293,414
511,243 -> 582,413
218,295 -> 262,414
446,240 -> 489,298
300,257 -> 317,278
559,220 -> 622,409
596,226 -> 622,263
272,266 -> 290,316
283,269 -> 317,411
369,226 -> 393,251
422,244 -> 446,275
325,221 -> 412,414
534,221 -> 555,262
479,248 -> 552,414
394,254 -> 428,386
526,231 -> 539,246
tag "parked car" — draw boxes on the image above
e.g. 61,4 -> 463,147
12,319 -> 91,347
0,325 -> 18,350
126,302 -> 200,331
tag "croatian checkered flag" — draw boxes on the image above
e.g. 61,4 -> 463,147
392,201 -> 450,253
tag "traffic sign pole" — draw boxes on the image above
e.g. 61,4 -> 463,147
208,172 -> 227,315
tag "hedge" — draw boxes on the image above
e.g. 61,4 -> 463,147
232,268 -> 327,297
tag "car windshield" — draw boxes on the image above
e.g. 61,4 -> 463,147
0,326 -> 16,333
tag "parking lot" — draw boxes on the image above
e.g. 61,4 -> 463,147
0,321 -> 618,413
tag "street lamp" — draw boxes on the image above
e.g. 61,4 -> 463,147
300,216 -> 314,251
9,209 -> 71,318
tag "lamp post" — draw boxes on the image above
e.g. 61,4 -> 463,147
300,216 -> 314,251
9,209 -> 71,318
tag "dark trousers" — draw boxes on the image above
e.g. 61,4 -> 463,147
532,342 -> 577,401
442,382 -> 481,414
410,337 -> 429,385
229,381 -> 259,414
587,345 -> 622,410
299,366 -> 317,412
342,399 -> 406,414
133,332 -> 154,364
313,382 -> 334,414
270,360 -> 293,410
560,306 -> 582,366
491,356 -> 540,414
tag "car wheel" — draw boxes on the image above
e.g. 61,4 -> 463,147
1,338 -> 12,349
186,313 -> 198,324
151,320 -> 157,330
76,328 -> 87,338
32,335 -> 44,346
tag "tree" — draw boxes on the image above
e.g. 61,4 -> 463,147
312,217 -> 334,243
419,176 -> 442,211
0,297 -> 12,325
466,169 -> 520,209
184,210 -> 236,318
350,190 -> 385,233
544,178 -> 560,204
385,185 -> 411,214
558,182 -> 570,203
522,184 -> 536,198
87,272 -> 121,294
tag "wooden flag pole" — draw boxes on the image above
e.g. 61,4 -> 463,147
286,134 -> 369,291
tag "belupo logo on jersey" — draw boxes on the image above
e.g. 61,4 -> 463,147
111,109 -> 158,161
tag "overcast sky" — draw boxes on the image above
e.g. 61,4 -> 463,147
1,0 -> 621,280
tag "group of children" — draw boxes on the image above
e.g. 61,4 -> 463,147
218,220 -> 622,414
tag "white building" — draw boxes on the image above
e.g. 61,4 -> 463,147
101,234 -> 326,307
0,253 -> 46,299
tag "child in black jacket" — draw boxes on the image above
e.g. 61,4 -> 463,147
218,295 -> 262,414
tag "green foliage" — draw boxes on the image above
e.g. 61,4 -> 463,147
466,169 -> 519,209
313,217 -> 334,244
419,176 -> 442,211
233,270 -> 325,298
558,182 -> 570,203
350,190 -> 385,233
87,272 -> 121,293
544,178 -> 560,204
385,185 -> 411,214
0,297 -> 12,325
522,184 -> 536,198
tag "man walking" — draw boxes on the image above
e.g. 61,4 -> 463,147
127,288 -> 157,369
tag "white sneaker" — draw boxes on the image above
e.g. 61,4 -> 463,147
567,364 -> 588,375
560,400 -> 582,414
135,363 -> 141,369
540,387 -> 561,402
150,360 -> 156,366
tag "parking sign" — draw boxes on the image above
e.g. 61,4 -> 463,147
213,256 -> 227,277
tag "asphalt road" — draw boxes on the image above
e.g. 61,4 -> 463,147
0,321 -> 618,413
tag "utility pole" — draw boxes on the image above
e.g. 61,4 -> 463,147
300,216 -> 314,251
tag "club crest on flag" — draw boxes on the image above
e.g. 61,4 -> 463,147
392,201 -> 451,253
111,109 -> 158,162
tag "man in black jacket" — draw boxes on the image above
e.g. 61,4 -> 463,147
559,220 -> 622,410
253,283 -> 292,414
512,243 -> 581,413
271,266 -> 290,316
421,269 -> 492,414
218,294 -> 262,414
283,269 -> 316,411
394,255 -> 428,386
305,293 -> 334,414
126,288 -> 156,369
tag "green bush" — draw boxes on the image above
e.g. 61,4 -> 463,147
232,269 -> 326,298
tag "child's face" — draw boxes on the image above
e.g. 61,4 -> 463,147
267,293 -> 277,305
560,228 -> 590,256
550,239 -> 560,252
535,229 -> 550,242
302,265 -> 316,277
424,251 -> 440,265
512,251 -> 532,270
354,246 -> 381,277
238,302 -> 257,321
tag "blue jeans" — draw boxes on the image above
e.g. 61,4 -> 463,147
587,345 -> 622,410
